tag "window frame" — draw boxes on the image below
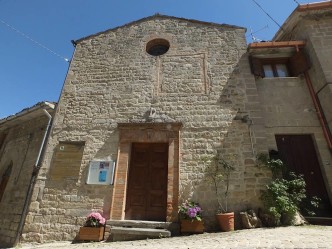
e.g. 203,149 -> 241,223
261,58 -> 291,78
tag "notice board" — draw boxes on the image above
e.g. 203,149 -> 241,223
86,160 -> 116,185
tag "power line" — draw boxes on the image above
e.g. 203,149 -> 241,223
251,0 -> 284,31
0,18 -> 69,62
293,0 -> 301,5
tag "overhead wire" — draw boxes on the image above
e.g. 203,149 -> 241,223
250,0 -> 284,31
0,1 -> 299,63
0,18 -> 69,62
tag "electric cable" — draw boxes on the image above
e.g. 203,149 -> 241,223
251,0 -> 284,31
0,18 -> 69,62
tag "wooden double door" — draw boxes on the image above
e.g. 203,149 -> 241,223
276,135 -> 332,216
125,143 -> 168,221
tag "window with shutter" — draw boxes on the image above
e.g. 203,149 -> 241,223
262,58 -> 290,78
249,50 -> 310,78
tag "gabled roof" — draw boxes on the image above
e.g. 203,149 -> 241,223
74,14 -> 246,44
0,102 -> 56,131
274,1 -> 332,40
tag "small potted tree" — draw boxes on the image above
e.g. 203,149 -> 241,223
205,152 -> 236,232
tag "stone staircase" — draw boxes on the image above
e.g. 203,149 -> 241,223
106,220 -> 179,242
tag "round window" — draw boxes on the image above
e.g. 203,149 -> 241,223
146,38 -> 170,56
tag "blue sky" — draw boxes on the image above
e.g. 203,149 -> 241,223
0,0 -> 312,118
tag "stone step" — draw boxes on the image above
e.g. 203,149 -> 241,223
107,220 -> 172,229
305,216 -> 332,226
109,226 -> 171,242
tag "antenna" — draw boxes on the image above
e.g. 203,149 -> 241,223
250,27 -> 261,42
247,25 -> 269,42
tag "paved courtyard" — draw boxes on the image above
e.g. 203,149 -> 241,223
18,226 -> 332,249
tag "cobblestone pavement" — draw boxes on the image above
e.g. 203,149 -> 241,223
18,226 -> 332,249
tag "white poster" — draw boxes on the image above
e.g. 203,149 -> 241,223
86,160 -> 116,185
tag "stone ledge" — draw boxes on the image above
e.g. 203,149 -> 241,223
111,227 -> 171,236
107,220 -> 172,229
305,217 -> 332,226
109,227 -> 171,241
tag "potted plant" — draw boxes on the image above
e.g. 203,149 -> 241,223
178,200 -> 204,234
205,153 -> 236,232
78,212 -> 106,241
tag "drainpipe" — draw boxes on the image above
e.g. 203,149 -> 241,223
34,109 -> 52,166
303,71 -> 332,150
14,109 -> 53,246
294,45 -> 332,151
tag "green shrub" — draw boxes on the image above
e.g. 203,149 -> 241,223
257,153 -> 284,179
257,153 -> 320,226
260,173 -> 306,222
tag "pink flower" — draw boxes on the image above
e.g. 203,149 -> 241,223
85,212 -> 106,227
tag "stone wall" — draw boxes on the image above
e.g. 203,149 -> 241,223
300,16 -> 332,137
277,12 -> 332,144
275,13 -> 332,199
23,16 -> 269,241
0,115 -> 50,247
256,76 -> 332,197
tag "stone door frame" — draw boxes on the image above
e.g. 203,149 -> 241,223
110,122 -> 182,222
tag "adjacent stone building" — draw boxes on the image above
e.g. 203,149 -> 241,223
0,102 -> 55,247
248,1 -> 332,216
0,1 -> 331,247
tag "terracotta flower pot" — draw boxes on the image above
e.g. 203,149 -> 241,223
180,219 -> 204,234
216,212 -> 234,232
78,226 -> 104,241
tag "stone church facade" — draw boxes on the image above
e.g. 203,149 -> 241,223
0,2 -> 331,246
22,15 -> 269,242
